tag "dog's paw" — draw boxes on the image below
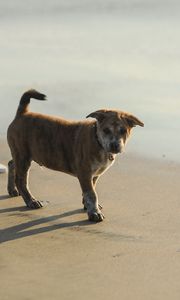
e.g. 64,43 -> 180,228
27,200 -> 44,209
8,188 -> 20,197
88,211 -> 105,222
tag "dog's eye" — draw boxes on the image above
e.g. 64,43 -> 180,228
103,128 -> 111,135
119,128 -> 127,135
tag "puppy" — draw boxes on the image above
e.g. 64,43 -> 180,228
7,90 -> 144,222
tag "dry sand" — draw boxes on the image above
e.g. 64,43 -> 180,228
1,139 -> 180,300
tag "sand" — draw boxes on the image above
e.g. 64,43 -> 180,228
1,139 -> 180,300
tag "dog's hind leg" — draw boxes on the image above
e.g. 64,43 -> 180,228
7,160 -> 20,197
15,158 -> 43,209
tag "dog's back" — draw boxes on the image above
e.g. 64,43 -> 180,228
7,90 -> 93,174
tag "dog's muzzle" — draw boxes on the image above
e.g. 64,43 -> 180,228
110,141 -> 121,154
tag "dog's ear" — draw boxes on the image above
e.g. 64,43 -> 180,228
122,113 -> 144,128
86,110 -> 107,122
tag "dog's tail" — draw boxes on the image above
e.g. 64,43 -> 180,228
16,89 -> 46,117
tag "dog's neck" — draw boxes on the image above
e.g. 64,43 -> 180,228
94,123 -> 103,149
94,123 -> 115,162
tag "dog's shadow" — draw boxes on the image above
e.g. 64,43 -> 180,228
0,206 -> 91,243
0,194 -> 10,201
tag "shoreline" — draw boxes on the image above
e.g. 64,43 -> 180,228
1,2 -> 180,298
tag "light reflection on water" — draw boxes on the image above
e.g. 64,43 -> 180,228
0,1 -> 180,161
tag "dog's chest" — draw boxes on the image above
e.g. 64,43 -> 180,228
91,154 -> 115,176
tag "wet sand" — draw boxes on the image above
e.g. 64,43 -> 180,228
1,140 -> 180,299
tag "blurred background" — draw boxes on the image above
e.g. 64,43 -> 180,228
0,0 -> 180,161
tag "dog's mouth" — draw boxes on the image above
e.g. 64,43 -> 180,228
111,148 -> 123,154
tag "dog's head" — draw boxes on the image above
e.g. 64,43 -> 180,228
86,109 -> 144,154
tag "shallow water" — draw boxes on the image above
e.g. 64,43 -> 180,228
0,0 -> 180,161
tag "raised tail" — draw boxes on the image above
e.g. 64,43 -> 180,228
16,89 -> 46,117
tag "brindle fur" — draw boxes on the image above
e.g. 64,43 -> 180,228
7,90 -> 144,222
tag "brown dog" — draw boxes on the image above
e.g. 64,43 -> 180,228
7,90 -> 144,222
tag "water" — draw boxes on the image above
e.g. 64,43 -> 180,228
0,0 -> 180,162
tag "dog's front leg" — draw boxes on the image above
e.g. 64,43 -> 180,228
79,175 -> 105,222
82,176 -> 103,210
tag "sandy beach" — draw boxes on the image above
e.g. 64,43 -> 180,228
1,139 -> 180,300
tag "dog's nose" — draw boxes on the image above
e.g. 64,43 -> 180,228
110,141 -> 120,153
